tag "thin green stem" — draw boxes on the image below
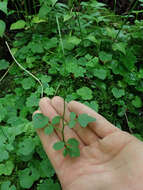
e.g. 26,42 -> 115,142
5,41 -> 44,98
62,99 -> 66,142
56,16 -> 65,55
56,15 -> 67,143
54,83 -> 61,96
0,63 -> 14,83
125,112 -> 133,134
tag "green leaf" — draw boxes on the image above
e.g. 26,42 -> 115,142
94,68 -> 107,80
99,51 -> 112,62
128,121 -> 135,129
19,168 -> 36,188
70,112 -> 76,120
21,78 -> 35,90
64,13 -> 73,22
112,87 -> 125,98
45,87 -> 55,96
69,120 -> 76,128
44,125 -> 54,135
0,59 -> 9,70
84,101 -> 99,112
38,4 -> 51,19
64,138 -> 80,157
50,0 -> 58,6
18,138 -> 35,156
39,159 -> 55,177
78,114 -> 96,127
132,96 -> 142,108
0,148 -> 9,162
10,20 -> 26,30
26,93 -> 39,107
33,113 -> 49,129
53,141 -> 65,150
67,138 -> 79,147
37,179 -> 61,190
77,87 -> 93,100
43,37 -> 57,50
1,181 -> 16,190
67,36 -> 81,45
112,42 -> 126,54
0,2 -> 8,14
0,20 -> 6,37
120,50 -> 136,71
51,116 -> 61,125
0,161 -> 14,175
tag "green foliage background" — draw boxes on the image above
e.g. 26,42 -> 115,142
0,0 -> 143,189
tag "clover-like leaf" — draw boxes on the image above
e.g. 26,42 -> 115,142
53,141 -> 65,150
33,113 -> 49,129
68,120 -> 76,128
67,138 -> 79,147
78,114 -> 96,127
112,87 -> 125,99
64,138 -> 80,157
44,125 -> 54,135
51,116 -> 61,125
132,96 -> 142,108
94,68 -> 107,80
70,112 -> 76,120
77,87 -> 93,100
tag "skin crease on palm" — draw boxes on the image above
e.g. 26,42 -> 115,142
34,96 -> 143,190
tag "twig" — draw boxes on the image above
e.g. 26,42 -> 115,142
5,41 -> 44,98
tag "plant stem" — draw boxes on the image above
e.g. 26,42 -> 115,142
56,16 -> 65,55
61,99 -> 66,142
125,112 -> 133,134
5,41 -> 44,98
0,63 -> 14,83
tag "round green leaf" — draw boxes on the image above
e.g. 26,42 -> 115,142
132,96 -> 142,108
68,120 -> 76,128
70,112 -> 76,120
33,113 -> 49,129
99,51 -> 112,62
51,116 -> 61,125
112,87 -> 125,99
93,68 -> 107,80
53,141 -> 65,150
78,114 -> 96,127
77,87 -> 93,100
44,125 -> 54,135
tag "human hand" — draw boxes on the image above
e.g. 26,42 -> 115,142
34,96 -> 143,190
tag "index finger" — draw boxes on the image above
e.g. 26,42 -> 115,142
68,101 -> 120,138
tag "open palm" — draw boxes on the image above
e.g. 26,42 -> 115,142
35,96 -> 143,190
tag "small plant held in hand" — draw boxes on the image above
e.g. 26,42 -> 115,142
33,111 -> 96,158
